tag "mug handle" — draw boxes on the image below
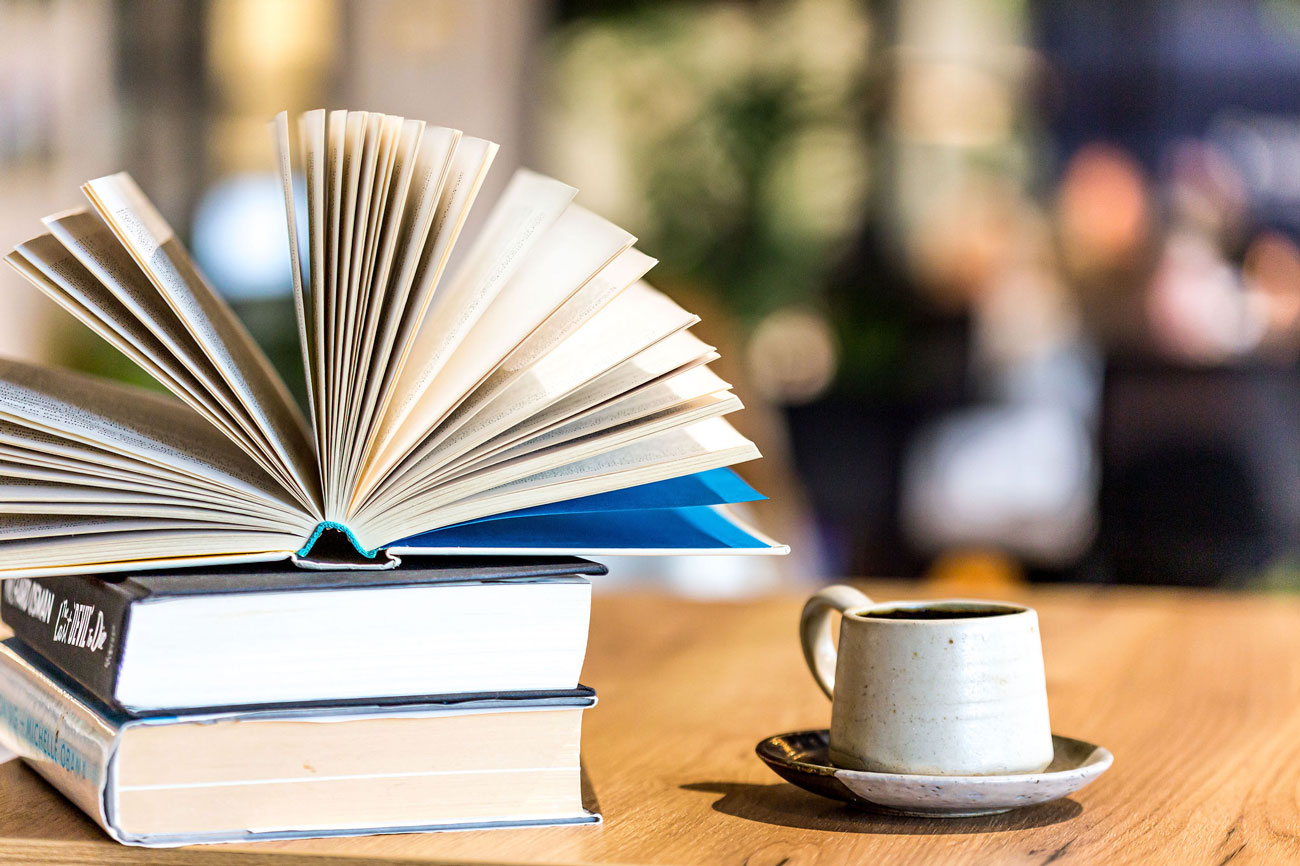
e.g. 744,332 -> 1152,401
799,584 -> 874,699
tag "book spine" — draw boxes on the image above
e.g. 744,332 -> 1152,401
0,576 -> 135,706
0,641 -> 117,839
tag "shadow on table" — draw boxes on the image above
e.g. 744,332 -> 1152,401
681,781 -> 1083,834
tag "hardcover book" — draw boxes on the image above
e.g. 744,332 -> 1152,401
0,639 -> 599,847
1,108 -> 787,579
0,556 -> 602,711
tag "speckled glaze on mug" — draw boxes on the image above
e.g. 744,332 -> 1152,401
800,585 -> 1053,776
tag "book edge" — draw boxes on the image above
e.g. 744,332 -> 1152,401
116,810 -> 602,848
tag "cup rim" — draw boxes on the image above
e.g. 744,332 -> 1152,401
842,598 -> 1032,623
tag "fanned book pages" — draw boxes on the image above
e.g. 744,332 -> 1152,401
0,109 -> 786,578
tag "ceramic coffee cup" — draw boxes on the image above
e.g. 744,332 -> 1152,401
800,584 -> 1053,775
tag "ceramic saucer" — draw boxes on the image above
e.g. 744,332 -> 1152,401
756,730 -> 1112,817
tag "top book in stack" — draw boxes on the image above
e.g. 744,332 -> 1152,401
1,109 -> 787,578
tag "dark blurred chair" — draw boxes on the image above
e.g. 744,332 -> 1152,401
1098,358 -> 1300,586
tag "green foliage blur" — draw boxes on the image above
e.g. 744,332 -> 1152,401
542,0 -> 874,328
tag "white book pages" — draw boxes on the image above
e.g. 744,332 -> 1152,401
376,134 -> 494,414
0,490 -> 298,534
8,245 -> 206,409
7,239 -> 268,468
353,204 -> 634,504
416,392 -> 743,499
37,211 -> 280,462
355,418 -> 760,549
298,109 -> 328,452
314,110 -> 348,505
481,282 -> 698,421
339,117 -> 425,480
531,359 -> 730,441
438,415 -> 758,523
440,368 -> 736,484
81,173 -> 320,514
271,112 -> 317,440
340,130 -> 482,499
330,114 -> 402,517
346,115 -> 401,371
420,333 -> 720,486
416,204 -> 635,420
0,551 -> 292,581
0,359 -> 308,521
0,530 -> 301,573
391,245 -> 659,497
0,479 -> 307,532
322,112 -> 347,417
356,282 -> 698,515
365,170 -> 578,487
336,113 -> 387,449
353,125 -> 463,425
494,246 -> 658,379
0,441 -> 293,519
322,111 -> 371,515
0,459 -> 302,527
0,514 -> 247,542
361,279 -> 702,507
0,420 -> 280,513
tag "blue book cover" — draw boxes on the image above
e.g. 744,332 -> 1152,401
388,470 -> 786,557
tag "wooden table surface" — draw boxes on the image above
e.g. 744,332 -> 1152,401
2,579 -> 1299,865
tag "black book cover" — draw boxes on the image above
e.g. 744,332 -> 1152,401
0,555 -> 605,711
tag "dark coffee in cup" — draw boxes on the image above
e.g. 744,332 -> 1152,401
859,605 -> 1016,621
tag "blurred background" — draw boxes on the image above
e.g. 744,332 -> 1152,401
7,0 -> 1300,594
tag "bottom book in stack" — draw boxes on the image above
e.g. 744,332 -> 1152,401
0,640 -> 598,846
0,556 -> 605,847
0,639 -> 595,842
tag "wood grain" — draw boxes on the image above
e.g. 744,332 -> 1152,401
2,581 -> 1299,864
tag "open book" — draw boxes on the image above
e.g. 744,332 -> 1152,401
0,109 -> 786,578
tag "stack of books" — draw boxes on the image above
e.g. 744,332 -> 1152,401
0,108 -> 785,845
0,556 -> 605,845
